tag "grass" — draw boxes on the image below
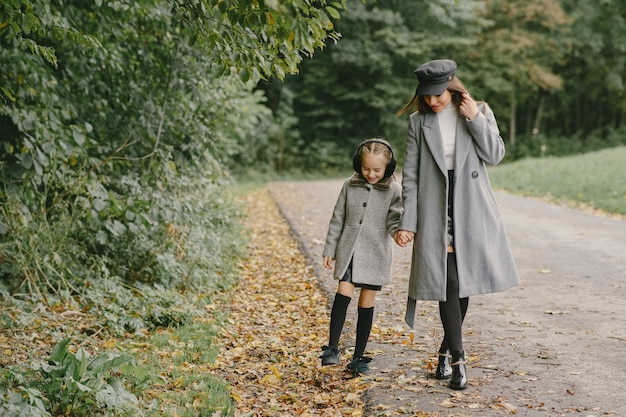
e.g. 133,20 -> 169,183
139,313 -> 236,417
488,146 -> 626,216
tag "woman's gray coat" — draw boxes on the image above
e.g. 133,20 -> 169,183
323,174 -> 403,286
400,103 -> 520,325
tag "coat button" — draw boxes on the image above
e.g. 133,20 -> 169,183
471,171 -> 478,178
359,220 -> 363,224
363,202 -> 367,207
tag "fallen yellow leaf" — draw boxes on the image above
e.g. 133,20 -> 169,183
269,364 -> 281,378
102,338 -> 117,349
261,374 -> 279,385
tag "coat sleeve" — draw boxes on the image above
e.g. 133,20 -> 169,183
399,113 -> 421,233
322,181 -> 348,258
465,102 -> 505,166
386,183 -> 403,237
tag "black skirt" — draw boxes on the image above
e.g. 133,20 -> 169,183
340,259 -> 382,291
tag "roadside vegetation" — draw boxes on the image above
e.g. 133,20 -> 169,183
490,146 -> 626,217
2,1 -> 626,416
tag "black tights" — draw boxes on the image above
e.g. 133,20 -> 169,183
438,253 -> 469,353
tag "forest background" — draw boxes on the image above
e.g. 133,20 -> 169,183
1,0 -> 625,416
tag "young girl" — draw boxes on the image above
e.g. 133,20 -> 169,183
320,139 -> 402,376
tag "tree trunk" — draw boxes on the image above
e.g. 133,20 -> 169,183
509,84 -> 516,146
532,91 -> 545,136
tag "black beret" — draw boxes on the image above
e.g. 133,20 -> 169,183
414,59 -> 457,96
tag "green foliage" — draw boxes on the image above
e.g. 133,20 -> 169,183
506,125 -> 626,161
0,338 -> 160,417
0,1 -> 366,416
158,372 -> 234,417
173,0 -> 349,82
145,318 -> 235,416
271,0 -> 489,172
0,1 -> 264,300
554,0 -> 626,134
0,0 -> 100,72
0,274 -> 239,415
0,0 -> 350,294
0,158 -> 247,297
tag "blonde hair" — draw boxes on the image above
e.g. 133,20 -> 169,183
396,77 -> 470,116
357,138 -> 393,164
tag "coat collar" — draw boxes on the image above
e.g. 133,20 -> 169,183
349,172 -> 396,190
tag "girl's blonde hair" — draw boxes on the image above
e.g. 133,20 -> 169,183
354,138 -> 396,178
358,139 -> 393,164
396,77 -> 470,117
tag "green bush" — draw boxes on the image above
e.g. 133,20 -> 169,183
0,339 -> 161,417
506,126 -> 626,161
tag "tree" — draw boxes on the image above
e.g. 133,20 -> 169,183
557,0 -> 626,135
0,0 -> 351,296
280,0 -> 486,170
173,0 -> 347,82
472,0 -> 571,146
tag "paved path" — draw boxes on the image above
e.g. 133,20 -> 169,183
267,179 -> 626,416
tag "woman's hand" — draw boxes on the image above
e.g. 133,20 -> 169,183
459,93 -> 479,120
394,230 -> 415,247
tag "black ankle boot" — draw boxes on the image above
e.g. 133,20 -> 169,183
449,350 -> 468,390
435,341 -> 452,380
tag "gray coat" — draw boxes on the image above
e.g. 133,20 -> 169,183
323,174 -> 403,286
400,103 -> 520,310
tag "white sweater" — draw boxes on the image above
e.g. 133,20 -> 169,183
438,104 -> 457,170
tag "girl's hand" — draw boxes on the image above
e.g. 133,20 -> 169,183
459,93 -> 479,120
323,256 -> 334,270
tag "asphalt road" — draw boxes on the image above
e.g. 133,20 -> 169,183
267,179 -> 626,417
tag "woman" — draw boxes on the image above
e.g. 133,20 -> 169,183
394,59 -> 520,390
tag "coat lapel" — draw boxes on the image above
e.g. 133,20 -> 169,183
454,117 -> 471,174
421,113 -> 447,176
456,103 -> 487,173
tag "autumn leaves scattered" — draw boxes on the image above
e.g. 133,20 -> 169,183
210,190 -> 370,415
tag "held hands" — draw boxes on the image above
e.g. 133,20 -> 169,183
459,93 -> 479,120
394,230 -> 415,247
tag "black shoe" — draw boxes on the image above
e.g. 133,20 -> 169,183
346,356 -> 372,377
320,346 -> 340,365
435,344 -> 453,380
449,350 -> 468,390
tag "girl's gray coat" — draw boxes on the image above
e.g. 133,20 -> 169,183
400,103 -> 520,324
323,174 -> 403,286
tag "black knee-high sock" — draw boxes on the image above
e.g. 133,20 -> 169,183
328,293 -> 351,348
353,306 -> 374,359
